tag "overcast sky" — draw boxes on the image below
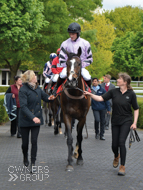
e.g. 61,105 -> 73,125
102,0 -> 143,10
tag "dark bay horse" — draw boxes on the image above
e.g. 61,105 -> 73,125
43,82 -> 53,127
60,47 -> 91,171
43,82 -> 62,135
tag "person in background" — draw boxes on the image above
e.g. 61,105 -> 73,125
84,73 -> 139,176
51,48 -> 63,93
5,76 -> 22,138
91,78 -> 110,140
19,70 -> 50,173
43,53 -> 57,92
101,74 -> 115,130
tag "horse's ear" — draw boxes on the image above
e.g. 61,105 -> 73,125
65,50 -> 70,59
77,47 -> 82,57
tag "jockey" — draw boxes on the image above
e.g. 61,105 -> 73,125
50,48 -> 63,92
43,53 -> 57,91
51,22 -> 93,97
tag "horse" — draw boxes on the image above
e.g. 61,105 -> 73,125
60,47 -> 91,171
43,80 -> 62,135
43,82 -> 53,127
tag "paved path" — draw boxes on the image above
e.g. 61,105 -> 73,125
0,108 -> 143,190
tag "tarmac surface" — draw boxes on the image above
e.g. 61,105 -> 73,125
0,108 -> 143,190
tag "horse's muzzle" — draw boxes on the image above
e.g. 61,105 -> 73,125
67,78 -> 77,87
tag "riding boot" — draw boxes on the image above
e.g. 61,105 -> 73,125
52,77 -> 65,97
85,79 -> 91,90
50,81 -> 56,94
44,83 -> 48,92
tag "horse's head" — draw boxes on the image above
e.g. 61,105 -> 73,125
66,47 -> 82,87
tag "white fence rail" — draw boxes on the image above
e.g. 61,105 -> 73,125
111,80 -> 143,87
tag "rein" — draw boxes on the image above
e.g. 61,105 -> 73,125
55,78 -> 87,100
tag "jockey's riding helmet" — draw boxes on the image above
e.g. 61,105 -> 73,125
49,53 -> 57,60
67,22 -> 81,33
56,48 -> 60,55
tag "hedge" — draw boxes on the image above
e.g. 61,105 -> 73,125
0,86 -> 9,93
0,98 -> 9,124
137,101 -> 143,129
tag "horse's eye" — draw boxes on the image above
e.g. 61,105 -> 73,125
78,63 -> 81,66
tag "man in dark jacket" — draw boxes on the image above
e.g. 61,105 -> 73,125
101,74 -> 115,130
91,78 -> 111,140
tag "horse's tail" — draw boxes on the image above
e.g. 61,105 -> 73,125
84,122 -> 88,139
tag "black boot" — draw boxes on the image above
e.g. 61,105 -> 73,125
50,81 -> 56,94
30,163 -> 36,173
43,83 -> 48,92
86,80 -> 91,89
52,77 -> 65,97
23,155 -> 29,167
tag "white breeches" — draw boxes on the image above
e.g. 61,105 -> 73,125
45,78 -> 50,83
60,67 -> 91,81
52,74 -> 59,82
45,75 -> 53,83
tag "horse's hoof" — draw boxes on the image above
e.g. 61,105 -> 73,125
54,130 -> 59,135
76,159 -> 84,165
48,123 -> 52,127
73,152 -> 78,159
65,165 -> 74,172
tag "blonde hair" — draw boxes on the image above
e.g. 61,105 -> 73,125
118,72 -> 133,90
104,74 -> 111,80
21,70 -> 35,83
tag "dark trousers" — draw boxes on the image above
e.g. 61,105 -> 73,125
11,108 -> 21,135
105,111 -> 110,128
20,126 -> 40,163
112,121 -> 132,166
93,109 -> 106,137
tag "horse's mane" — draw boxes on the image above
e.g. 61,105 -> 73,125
68,53 -> 79,60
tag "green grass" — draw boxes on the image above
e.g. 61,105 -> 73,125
137,97 -> 143,103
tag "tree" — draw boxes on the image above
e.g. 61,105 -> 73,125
104,6 -> 143,37
111,31 -> 143,77
81,13 -> 116,78
0,0 -> 103,82
0,0 -> 48,84
63,0 -> 103,21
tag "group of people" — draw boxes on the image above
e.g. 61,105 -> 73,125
4,22 -> 139,176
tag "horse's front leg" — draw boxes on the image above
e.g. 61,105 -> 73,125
54,113 -> 59,135
43,101 -> 48,126
48,103 -> 52,127
64,114 -> 73,171
76,117 -> 86,165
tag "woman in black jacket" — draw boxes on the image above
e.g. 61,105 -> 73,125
19,70 -> 50,173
